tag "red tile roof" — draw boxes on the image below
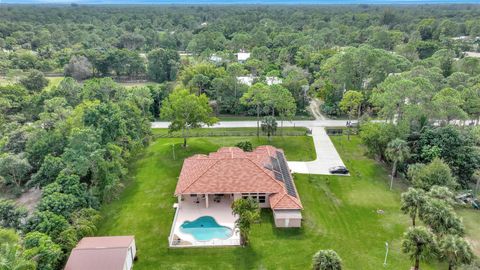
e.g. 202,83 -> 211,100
175,146 -> 302,210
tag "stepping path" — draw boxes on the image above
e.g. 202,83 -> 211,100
151,120 -> 350,175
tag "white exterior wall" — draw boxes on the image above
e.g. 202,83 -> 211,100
273,210 -> 302,228
233,193 -> 270,208
123,240 -> 136,270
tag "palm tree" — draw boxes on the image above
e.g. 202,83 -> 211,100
261,116 -> 277,141
439,234 -> 474,270
419,198 -> 464,237
385,138 -> 410,190
0,243 -> 36,270
402,226 -> 438,270
312,250 -> 342,270
401,188 -> 426,227
231,198 -> 260,246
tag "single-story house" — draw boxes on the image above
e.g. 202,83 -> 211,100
174,146 -> 303,228
64,236 -> 136,270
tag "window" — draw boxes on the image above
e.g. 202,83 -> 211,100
190,194 -> 197,197
259,196 -> 266,203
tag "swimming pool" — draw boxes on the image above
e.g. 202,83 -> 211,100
180,216 -> 233,241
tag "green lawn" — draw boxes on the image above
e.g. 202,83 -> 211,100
97,134 -> 471,269
216,115 -> 315,121
117,81 -> 160,88
152,127 -> 309,139
0,76 -> 63,89
458,209 -> 480,257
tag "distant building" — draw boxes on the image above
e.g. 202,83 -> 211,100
266,76 -> 282,86
65,236 -> 136,270
464,51 -> 480,58
237,75 -> 255,86
236,51 -> 251,63
178,51 -> 193,57
452,36 -> 470,40
209,54 -> 223,64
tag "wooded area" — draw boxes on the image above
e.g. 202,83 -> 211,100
1,4 -> 480,270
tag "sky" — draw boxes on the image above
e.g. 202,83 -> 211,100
1,0 -> 480,4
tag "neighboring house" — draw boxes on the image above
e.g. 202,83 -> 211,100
209,54 -> 223,64
175,146 -> 303,227
236,75 -> 255,86
464,51 -> 480,58
236,76 -> 282,86
65,236 -> 136,270
265,76 -> 282,86
236,52 -> 251,62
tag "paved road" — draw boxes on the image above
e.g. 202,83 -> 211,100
151,119 -> 354,129
151,120 -> 349,175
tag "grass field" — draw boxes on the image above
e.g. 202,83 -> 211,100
216,114 -> 315,121
96,133 -> 478,269
0,76 -> 63,89
152,127 -> 310,139
117,81 -> 160,88
458,209 -> 480,257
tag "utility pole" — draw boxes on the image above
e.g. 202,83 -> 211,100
383,242 -> 389,267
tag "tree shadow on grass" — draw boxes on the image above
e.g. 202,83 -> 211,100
233,245 -> 261,270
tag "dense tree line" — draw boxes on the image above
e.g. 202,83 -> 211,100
1,5 -> 480,118
0,75 -> 154,268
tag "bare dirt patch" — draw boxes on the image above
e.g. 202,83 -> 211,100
16,187 -> 42,214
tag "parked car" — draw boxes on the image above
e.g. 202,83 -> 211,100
329,166 -> 349,174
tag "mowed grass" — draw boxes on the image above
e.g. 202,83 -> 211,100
0,76 -> 63,89
458,209 -> 480,257
97,134 -> 448,269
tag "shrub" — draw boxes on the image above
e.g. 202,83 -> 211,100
0,199 -> 27,230
235,141 -> 253,152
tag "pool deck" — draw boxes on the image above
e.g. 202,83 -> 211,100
169,195 -> 240,247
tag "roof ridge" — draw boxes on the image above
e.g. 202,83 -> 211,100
180,159 -> 220,193
270,192 -> 285,208
271,192 -> 303,209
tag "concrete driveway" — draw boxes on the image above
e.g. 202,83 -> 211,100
287,127 -> 346,175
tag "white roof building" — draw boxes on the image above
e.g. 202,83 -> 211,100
237,75 -> 255,86
209,54 -> 223,63
266,76 -> 282,86
237,52 -> 251,62
464,52 -> 480,58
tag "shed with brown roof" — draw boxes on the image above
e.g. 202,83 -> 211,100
64,236 -> 136,270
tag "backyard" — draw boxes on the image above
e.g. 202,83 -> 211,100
97,131 -> 478,269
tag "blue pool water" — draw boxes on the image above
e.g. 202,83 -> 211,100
180,216 -> 233,241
